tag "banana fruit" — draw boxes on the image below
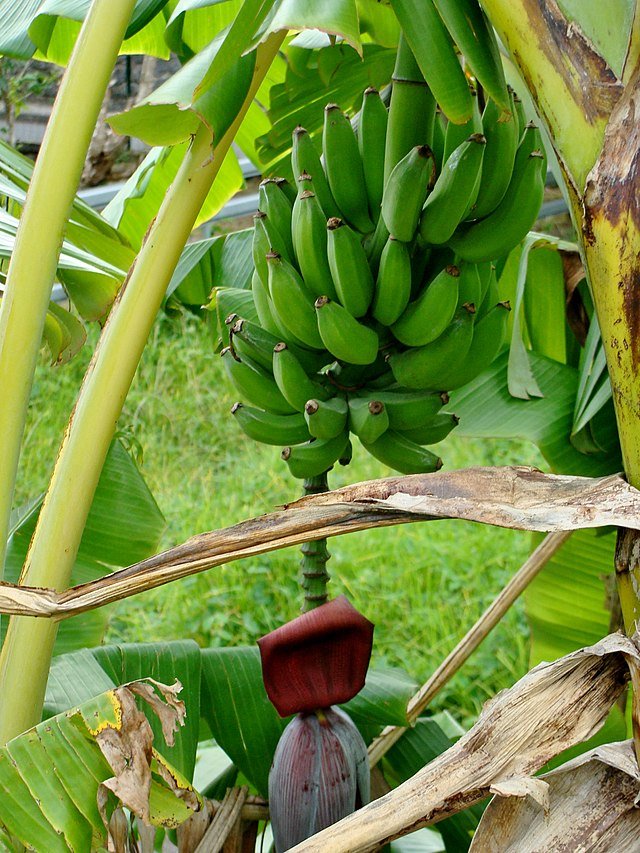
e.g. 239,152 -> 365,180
222,46 -> 547,477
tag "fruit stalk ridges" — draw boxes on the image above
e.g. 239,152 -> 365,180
299,472 -> 331,611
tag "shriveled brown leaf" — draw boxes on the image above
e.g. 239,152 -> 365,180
289,633 -> 640,852
470,740 -> 640,851
98,687 -> 155,825
0,468 -> 639,620
94,678 -> 200,840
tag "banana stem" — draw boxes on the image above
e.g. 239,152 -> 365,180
0,0 -> 137,578
0,32 -> 286,744
299,473 -> 331,611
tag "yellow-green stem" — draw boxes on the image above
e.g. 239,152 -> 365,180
0,0 -> 137,577
0,33 -> 286,744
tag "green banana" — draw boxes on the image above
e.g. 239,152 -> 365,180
272,342 -> 331,411
291,189 -> 338,300
304,396 -> 349,439
362,212 -> 390,276
419,134 -> 486,246
442,91 -> 483,165
231,402 -> 311,445
471,94 -> 519,219
291,126 -> 339,218
456,260 -> 483,311
433,0 -> 510,111
363,388 -> 446,430
358,87 -> 388,219
251,270 -> 282,337
392,264 -> 460,346
348,398 -> 390,444
274,176 -> 297,205
440,301 -> 511,387
259,179 -> 294,261
254,210 -> 292,267
323,104 -> 374,234
409,242 -> 432,298
315,296 -> 379,365
390,0 -> 473,124
221,346 -> 297,415
477,262 -> 497,314
448,130 -> 546,263
231,317 -> 328,375
267,252 -> 324,350
389,308 -> 475,389
361,429 -> 442,474
372,237 -> 412,325
384,34 -> 436,183
296,170 -> 314,193
430,110 -> 446,172
326,218 -> 375,317
381,145 -> 436,242
512,90 -> 527,140
399,411 -> 459,444
281,431 -> 350,479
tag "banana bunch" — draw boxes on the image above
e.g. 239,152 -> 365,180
222,39 -> 546,479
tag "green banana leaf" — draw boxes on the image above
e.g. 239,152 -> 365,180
383,715 -> 483,852
257,42 -> 395,175
0,0 -> 171,61
4,440 -> 165,655
0,139 -> 132,327
46,641 -> 202,780
449,351 -> 622,477
165,0 -> 244,58
102,143 -> 244,251
45,642 -> 418,798
0,678 -> 199,851
109,0 -> 274,147
168,229 -> 254,306
265,0 -> 363,55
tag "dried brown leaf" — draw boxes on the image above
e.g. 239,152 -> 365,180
289,633 -> 640,852
470,740 -> 640,851
0,468 -> 639,620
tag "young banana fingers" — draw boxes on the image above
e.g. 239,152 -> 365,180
281,431 -> 351,479
315,296 -> 379,365
361,430 -> 443,473
231,403 -> 312,446
323,104 -> 374,234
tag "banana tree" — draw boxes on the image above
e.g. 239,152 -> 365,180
1,0 -> 640,851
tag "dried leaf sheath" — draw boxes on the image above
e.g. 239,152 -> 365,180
1,467 -> 639,619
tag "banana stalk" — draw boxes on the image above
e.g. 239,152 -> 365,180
300,473 -> 331,611
580,73 -> 640,632
0,32 -> 286,744
481,0 -> 640,747
0,0 -> 138,578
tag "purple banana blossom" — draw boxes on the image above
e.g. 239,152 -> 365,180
258,595 -> 374,716
259,596 -> 374,849
269,705 -> 370,852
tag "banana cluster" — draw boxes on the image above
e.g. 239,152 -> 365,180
223,79 -> 545,479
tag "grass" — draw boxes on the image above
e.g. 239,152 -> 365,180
16,311 -> 545,726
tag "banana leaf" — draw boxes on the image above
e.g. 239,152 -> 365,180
103,143 -> 244,251
4,440 -> 165,655
0,678 -> 199,851
450,351 -> 622,477
257,42 -> 395,175
0,0 -> 171,61
47,642 -> 418,798
46,640 -> 202,780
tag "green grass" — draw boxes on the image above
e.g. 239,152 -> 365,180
16,311 -> 545,725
